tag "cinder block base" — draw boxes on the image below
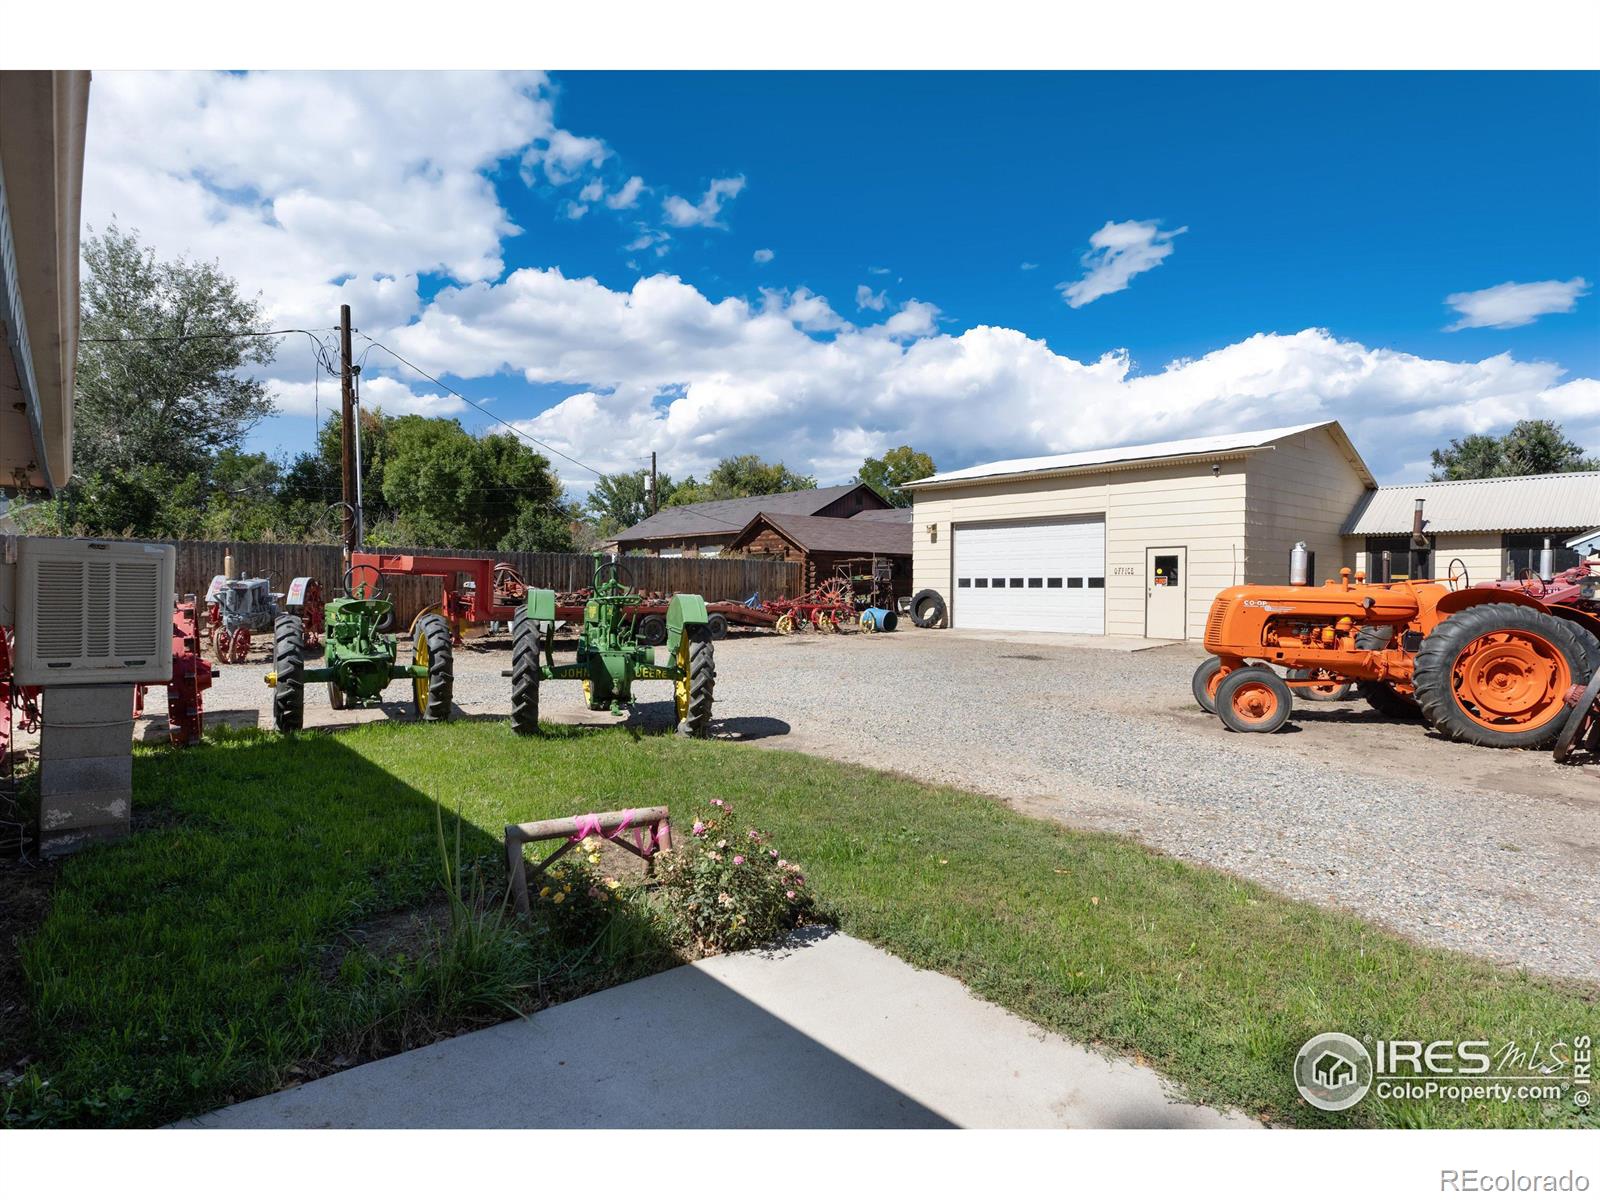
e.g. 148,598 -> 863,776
36,684 -> 136,857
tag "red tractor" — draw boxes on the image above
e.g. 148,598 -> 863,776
1195,559 -> 1600,754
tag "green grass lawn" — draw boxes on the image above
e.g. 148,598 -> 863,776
6,719 -> 1596,1129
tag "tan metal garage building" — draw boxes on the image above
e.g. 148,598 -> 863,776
905,421 -> 1375,640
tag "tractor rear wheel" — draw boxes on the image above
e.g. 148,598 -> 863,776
510,610 -> 542,736
1192,655 -> 1225,713
675,626 -> 716,738
1215,666 -> 1293,734
413,613 -> 454,722
1354,625 -> 1422,722
1414,603 -> 1586,749
273,614 -> 305,733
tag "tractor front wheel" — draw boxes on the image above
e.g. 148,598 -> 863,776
1414,603 -> 1586,748
273,615 -> 305,733
1215,666 -> 1293,734
510,609 -> 542,735
1192,655 -> 1225,713
1288,666 -> 1352,702
328,680 -> 347,710
675,625 -> 715,738
413,612 -> 454,722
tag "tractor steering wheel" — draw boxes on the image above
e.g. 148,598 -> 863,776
1447,558 -> 1469,591
344,563 -> 386,600
594,559 -> 635,594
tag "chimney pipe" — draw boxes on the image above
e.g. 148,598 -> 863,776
1539,536 -> 1554,581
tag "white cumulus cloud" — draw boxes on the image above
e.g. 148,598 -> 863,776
662,176 -> 746,228
380,267 -> 1598,487
753,248 -> 775,264
1059,219 -> 1186,309
1445,277 -> 1590,330
856,285 -> 887,311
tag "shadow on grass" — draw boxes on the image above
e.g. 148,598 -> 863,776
4,724 -> 934,1131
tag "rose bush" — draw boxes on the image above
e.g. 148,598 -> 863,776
651,798 -> 815,952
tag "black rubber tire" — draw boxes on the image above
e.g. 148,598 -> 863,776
273,614 -> 305,733
327,681 -> 347,710
414,613 -> 454,722
637,614 -> 667,646
510,609 -> 541,736
1287,666 -> 1353,702
1562,620 -> 1600,683
1192,655 -> 1224,714
706,613 -> 729,641
1354,624 -> 1422,721
1413,603 -> 1589,749
677,626 -> 715,738
1214,666 -> 1294,734
910,589 -> 948,629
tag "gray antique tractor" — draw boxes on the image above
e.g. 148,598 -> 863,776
206,572 -> 324,662
509,556 -> 715,737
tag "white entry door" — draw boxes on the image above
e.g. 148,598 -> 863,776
952,517 -> 1106,634
1145,546 -> 1187,639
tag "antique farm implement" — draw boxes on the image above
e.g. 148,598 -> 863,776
132,596 -> 215,747
265,564 -> 453,732
206,570 -> 323,662
763,576 -> 858,634
508,555 -> 716,736
349,550 -> 775,644
1196,551 -> 1600,754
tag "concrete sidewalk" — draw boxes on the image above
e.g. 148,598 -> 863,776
182,930 -> 1254,1129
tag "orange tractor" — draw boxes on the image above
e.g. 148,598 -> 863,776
1195,554 -> 1600,751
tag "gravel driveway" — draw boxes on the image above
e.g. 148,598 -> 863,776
186,626 -> 1600,982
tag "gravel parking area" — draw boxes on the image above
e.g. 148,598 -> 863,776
180,626 -> 1600,982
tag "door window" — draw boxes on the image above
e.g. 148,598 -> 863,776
1152,554 -> 1179,588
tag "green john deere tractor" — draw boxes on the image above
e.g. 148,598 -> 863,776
268,563 -> 453,732
509,556 -> 715,737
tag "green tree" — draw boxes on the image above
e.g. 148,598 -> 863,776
585,468 -> 677,537
74,224 -> 278,478
857,445 -> 936,507
20,224 -> 282,538
667,455 -> 817,506
1430,419 -> 1598,480
378,416 -> 573,550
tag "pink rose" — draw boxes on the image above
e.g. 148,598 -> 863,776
733,855 -> 745,865
786,890 -> 796,899
692,820 -> 706,837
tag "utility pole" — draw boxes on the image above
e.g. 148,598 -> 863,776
339,304 -> 356,558
649,451 -> 658,515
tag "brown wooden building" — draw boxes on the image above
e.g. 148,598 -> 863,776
727,508 -> 913,602
610,482 -> 892,557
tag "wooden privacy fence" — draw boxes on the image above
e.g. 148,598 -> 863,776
167,540 -> 803,630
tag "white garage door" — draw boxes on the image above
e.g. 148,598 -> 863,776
952,517 -> 1106,634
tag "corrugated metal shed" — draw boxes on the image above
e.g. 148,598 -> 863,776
1342,472 -> 1600,536
905,420 -> 1375,489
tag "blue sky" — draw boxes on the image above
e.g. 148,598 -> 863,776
83,70 -> 1600,487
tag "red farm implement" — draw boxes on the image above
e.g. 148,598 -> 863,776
348,551 -> 779,645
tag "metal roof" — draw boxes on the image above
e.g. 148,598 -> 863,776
1342,472 -> 1600,536
613,483 -> 882,543
905,420 -> 1374,489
